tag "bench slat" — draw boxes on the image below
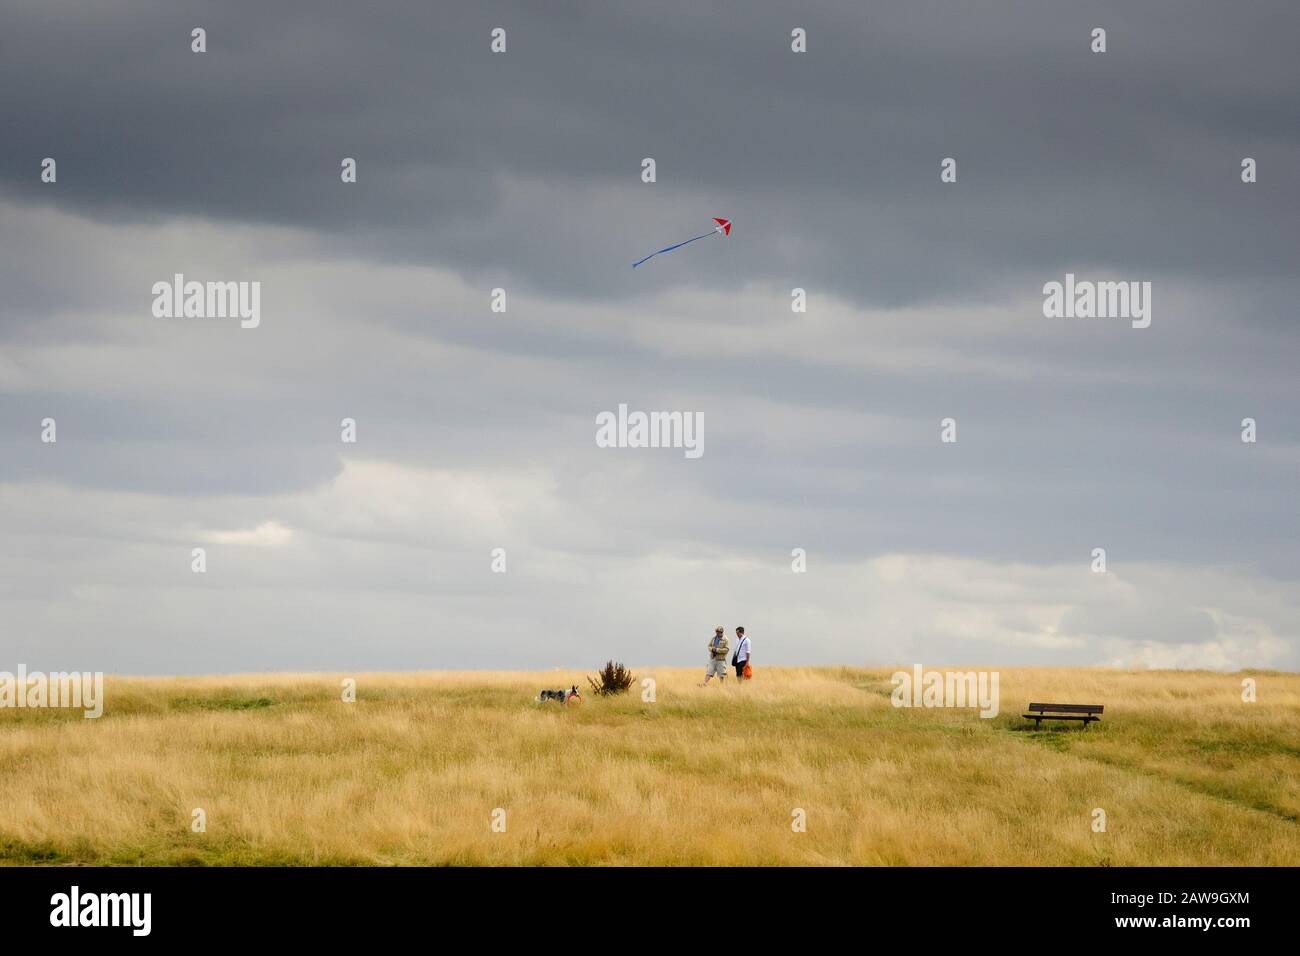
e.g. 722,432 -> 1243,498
1022,713 -> 1097,721
1026,703 -> 1103,714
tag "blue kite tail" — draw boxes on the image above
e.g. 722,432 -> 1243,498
632,231 -> 716,268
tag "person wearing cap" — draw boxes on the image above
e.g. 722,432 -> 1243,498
702,626 -> 730,685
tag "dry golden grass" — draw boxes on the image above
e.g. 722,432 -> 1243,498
1,666 -> 1297,865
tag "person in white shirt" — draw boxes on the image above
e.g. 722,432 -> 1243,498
732,626 -> 751,683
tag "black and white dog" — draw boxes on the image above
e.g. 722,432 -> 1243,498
536,684 -> 581,704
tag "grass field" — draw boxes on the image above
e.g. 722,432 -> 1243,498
1,666 -> 1297,866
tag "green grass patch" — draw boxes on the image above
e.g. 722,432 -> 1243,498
169,696 -> 279,712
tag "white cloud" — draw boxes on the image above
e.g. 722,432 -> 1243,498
1,459 -> 1295,672
203,521 -> 294,547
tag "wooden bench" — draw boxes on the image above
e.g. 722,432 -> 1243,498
1023,702 -> 1103,729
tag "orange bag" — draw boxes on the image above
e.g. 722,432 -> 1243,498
743,663 -> 753,680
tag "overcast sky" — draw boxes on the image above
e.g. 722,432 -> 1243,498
2,1 -> 1297,674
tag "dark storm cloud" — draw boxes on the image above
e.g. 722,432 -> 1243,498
2,0 -> 1297,305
